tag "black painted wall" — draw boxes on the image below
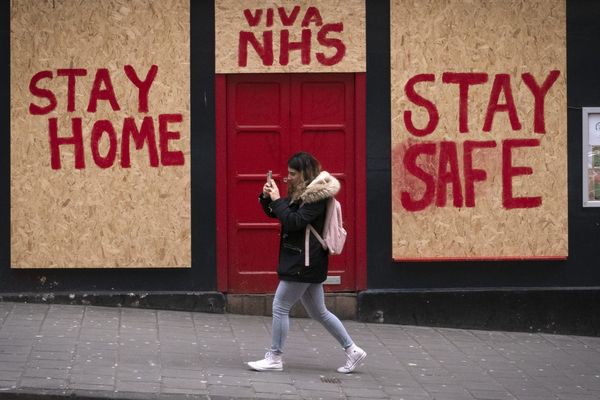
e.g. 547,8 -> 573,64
0,1 -> 217,293
1,1 -> 598,295
365,0 -> 600,290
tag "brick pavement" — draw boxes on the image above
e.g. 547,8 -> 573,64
0,302 -> 598,399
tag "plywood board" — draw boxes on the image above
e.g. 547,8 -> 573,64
216,0 -> 365,73
391,0 -> 567,259
11,0 -> 191,268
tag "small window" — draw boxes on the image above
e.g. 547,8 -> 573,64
583,108 -> 600,207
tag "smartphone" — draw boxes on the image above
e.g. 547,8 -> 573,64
267,170 -> 272,185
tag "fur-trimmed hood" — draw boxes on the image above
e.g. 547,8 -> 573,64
300,171 -> 340,204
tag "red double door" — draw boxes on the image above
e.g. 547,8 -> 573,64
217,73 -> 365,293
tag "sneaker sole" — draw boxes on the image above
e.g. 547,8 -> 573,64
247,362 -> 283,372
337,351 -> 367,374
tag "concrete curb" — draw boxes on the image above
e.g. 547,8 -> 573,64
0,388 -> 271,400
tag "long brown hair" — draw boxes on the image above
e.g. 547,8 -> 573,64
287,152 -> 321,202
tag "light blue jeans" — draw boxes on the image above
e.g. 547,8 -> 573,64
270,280 -> 353,355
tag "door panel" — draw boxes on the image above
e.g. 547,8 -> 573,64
291,74 -> 355,290
232,131 -> 282,175
234,82 -> 283,125
227,75 -> 289,292
226,74 -> 355,293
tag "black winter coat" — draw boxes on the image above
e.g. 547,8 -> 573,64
259,194 -> 329,283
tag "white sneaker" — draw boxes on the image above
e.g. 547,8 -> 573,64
337,344 -> 366,373
247,351 -> 283,372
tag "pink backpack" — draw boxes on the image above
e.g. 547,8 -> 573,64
304,197 -> 347,266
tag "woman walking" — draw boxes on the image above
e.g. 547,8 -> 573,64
247,152 -> 366,374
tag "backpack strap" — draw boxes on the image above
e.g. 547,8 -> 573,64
304,224 -> 327,267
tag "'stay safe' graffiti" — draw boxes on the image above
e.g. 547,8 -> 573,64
397,70 -> 560,212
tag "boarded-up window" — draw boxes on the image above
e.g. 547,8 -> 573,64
11,0 -> 191,268
391,0 -> 567,260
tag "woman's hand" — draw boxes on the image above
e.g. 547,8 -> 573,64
263,180 -> 281,201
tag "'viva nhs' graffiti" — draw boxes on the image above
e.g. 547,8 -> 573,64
238,5 -> 346,67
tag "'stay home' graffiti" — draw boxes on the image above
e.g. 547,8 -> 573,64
28,65 -> 185,170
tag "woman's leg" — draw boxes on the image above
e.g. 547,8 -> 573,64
271,280 -> 310,354
300,283 -> 367,373
300,283 -> 353,349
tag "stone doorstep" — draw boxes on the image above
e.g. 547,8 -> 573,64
226,293 -> 357,320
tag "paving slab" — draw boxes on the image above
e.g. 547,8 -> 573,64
0,302 -> 598,399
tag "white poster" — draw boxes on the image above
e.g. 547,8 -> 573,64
588,114 -> 600,145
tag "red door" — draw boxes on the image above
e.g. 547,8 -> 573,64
217,73 -> 365,293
